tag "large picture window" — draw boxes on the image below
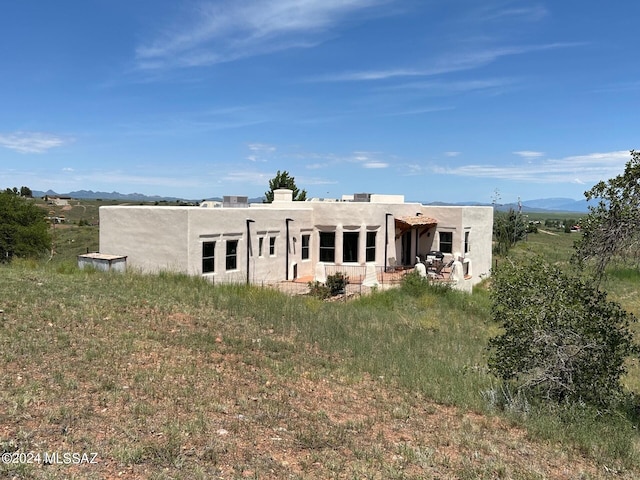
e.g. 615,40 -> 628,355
301,234 -> 310,260
343,232 -> 359,263
202,241 -> 215,273
439,232 -> 453,254
366,231 -> 376,262
226,240 -> 238,270
319,232 -> 335,262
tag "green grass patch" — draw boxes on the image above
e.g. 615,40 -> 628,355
2,227 -> 640,477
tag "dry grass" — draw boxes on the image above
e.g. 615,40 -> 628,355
1,262 -> 637,479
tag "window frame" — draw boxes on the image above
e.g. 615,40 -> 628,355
319,231 -> 336,262
202,241 -> 216,274
225,240 -> 238,271
365,231 -> 376,262
439,231 -> 453,254
342,231 -> 359,263
258,237 -> 264,257
269,236 -> 276,256
301,234 -> 310,260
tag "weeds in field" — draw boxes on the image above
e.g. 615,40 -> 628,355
1,240 -> 640,478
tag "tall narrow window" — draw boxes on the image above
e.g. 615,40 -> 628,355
202,241 -> 215,273
464,231 -> 470,254
343,232 -> 359,263
319,232 -> 335,262
258,237 -> 264,257
366,231 -> 376,262
226,240 -> 238,270
301,234 -> 310,260
269,236 -> 276,256
439,232 -> 453,254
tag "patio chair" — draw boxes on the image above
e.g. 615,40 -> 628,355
387,257 -> 399,272
428,258 -> 454,280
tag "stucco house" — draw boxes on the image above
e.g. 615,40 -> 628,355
99,189 -> 493,292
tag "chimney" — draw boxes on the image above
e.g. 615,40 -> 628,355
273,188 -> 294,203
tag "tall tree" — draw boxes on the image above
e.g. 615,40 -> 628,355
0,191 -> 51,262
493,208 -> 527,255
574,150 -> 640,282
264,170 -> 307,203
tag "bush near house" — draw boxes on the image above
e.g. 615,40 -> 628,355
487,256 -> 637,407
307,272 -> 349,299
0,189 -> 51,262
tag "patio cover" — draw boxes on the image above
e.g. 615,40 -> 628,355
394,215 -> 437,233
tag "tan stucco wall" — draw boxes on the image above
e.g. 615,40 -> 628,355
100,207 -> 190,273
99,201 -> 493,287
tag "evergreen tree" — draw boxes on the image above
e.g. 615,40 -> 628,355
264,170 -> 307,203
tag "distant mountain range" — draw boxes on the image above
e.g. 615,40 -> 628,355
32,189 -> 265,204
33,190 -> 594,213
425,197 -> 596,213
516,197 -> 596,213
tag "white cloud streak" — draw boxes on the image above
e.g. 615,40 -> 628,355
136,0 -> 390,70
477,5 -> 548,22
0,132 -> 69,154
363,161 -> 389,169
513,150 -> 544,158
309,43 -> 583,83
434,151 -> 631,184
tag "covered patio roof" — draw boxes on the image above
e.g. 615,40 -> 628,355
394,215 -> 438,232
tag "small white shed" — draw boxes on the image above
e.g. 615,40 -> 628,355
78,253 -> 127,272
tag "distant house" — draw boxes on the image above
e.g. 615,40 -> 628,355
49,196 -> 71,206
99,189 -> 493,292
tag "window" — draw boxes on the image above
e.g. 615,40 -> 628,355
464,231 -> 470,254
301,234 -> 310,260
319,232 -> 335,262
439,232 -> 453,254
343,232 -> 359,263
366,231 -> 376,262
269,236 -> 276,256
226,240 -> 238,270
258,237 -> 264,257
202,241 -> 215,273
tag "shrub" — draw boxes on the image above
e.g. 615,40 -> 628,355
400,270 -> 429,297
307,281 -> 331,300
307,272 -> 349,299
326,272 -> 348,296
487,257 -> 637,407
0,190 -> 51,261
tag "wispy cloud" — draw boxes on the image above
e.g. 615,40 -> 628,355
444,151 -> 461,157
349,151 -> 392,169
477,5 -> 548,22
221,170 -> 273,186
246,143 -> 276,162
136,0 -> 391,70
513,150 -> 544,158
308,43 -> 583,83
382,106 -> 455,117
434,151 -> 631,184
118,106 -> 269,136
0,167 -> 206,193
0,131 -> 70,154
378,78 -> 516,95
363,161 -> 389,169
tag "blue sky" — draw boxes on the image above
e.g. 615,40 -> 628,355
1,1 -> 639,203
